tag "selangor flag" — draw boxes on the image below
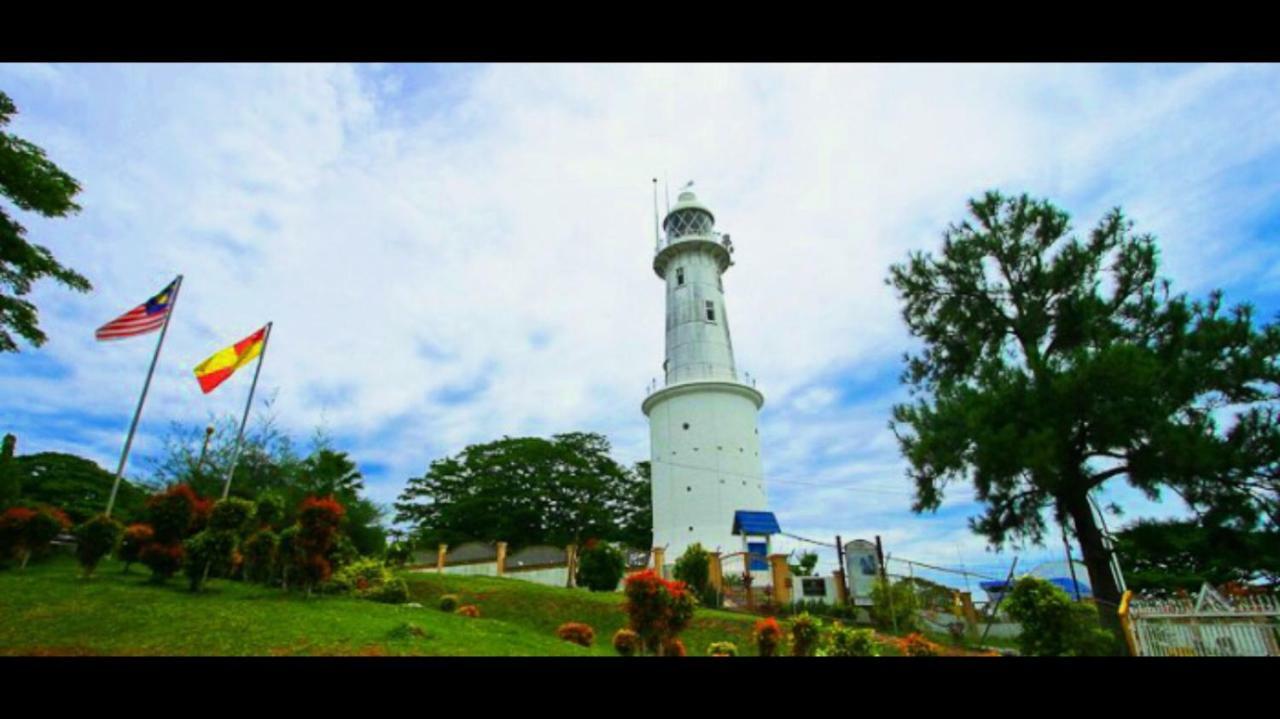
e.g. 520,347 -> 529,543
193,326 -> 267,394
95,279 -> 178,340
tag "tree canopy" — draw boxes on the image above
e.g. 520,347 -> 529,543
394,432 -> 650,550
1114,518 -> 1280,596
888,191 -> 1280,633
10,451 -> 149,523
0,90 -> 91,352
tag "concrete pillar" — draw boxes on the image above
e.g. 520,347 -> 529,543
495,541 -> 507,577
708,552 -> 723,592
769,554 -> 791,606
652,547 -> 666,579
436,543 -> 448,574
565,543 -> 578,588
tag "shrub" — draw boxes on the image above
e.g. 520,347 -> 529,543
293,495 -> 345,596
146,484 -> 200,543
119,523 -> 154,573
575,540 -> 626,592
754,617 -> 784,657
556,622 -> 596,647
241,530 -> 278,584
869,578 -> 921,633
672,543 -> 712,601
612,628 -> 641,656
253,494 -> 284,529
183,530 -> 237,590
0,505 -> 70,568
365,577 -> 410,604
332,558 -> 394,594
898,633 -> 941,657
75,514 -> 123,577
276,525 -> 300,589
790,612 -> 822,656
439,594 -> 460,612
139,541 -> 184,581
707,641 -> 738,657
456,604 -> 480,618
662,638 -> 687,657
1003,577 -> 1119,657
622,569 -> 697,655
386,541 -> 413,567
208,497 -> 255,534
822,624 -> 880,657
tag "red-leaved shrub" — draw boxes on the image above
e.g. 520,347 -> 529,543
456,604 -> 480,618
754,617 -> 783,657
897,632 -> 942,657
622,569 -> 697,656
556,622 -> 595,647
662,638 -> 687,657
0,506 -> 70,568
293,495 -> 345,596
139,541 -> 185,581
612,629 -> 640,656
120,523 -> 154,573
146,484 -> 200,543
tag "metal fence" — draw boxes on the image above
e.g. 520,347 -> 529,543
1122,584 -> 1280,657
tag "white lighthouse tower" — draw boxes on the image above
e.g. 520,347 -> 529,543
643,184 -> 775,575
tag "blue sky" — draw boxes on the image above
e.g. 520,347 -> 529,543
2,64 -> 1278,593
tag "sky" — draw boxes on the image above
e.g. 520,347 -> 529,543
2,63 -> 1279,593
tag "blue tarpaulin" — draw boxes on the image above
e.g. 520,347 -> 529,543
732,510 -> 781,536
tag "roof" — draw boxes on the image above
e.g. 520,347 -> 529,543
732,510 -> 781,536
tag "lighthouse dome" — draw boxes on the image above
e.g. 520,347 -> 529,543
663,190 -> 715,239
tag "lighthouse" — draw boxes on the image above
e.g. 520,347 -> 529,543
643,185 -> 776,577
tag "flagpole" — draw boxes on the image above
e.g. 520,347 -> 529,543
106,275 -> 183,518
220,321 -> 272,500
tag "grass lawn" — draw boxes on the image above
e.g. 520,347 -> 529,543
0,556 -> 592,656
0,556 -> 998,656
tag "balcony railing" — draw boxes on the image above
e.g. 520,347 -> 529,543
645,365 -> 758,397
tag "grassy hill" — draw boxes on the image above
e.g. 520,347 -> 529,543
0,556 -> 763,656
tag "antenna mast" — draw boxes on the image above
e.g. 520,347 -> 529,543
652,178 -> 661,251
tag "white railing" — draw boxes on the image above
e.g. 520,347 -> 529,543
1122,584 -> 1280,657
645,365 -> 758,397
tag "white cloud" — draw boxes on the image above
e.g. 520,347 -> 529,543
2,63 -> 1277,562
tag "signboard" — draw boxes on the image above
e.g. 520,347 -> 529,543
844,539 -> 879,605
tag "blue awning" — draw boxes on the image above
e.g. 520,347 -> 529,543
732,510 -> 781,536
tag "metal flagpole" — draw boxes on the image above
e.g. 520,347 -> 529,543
220,321 -> 273,500
106,275 -> 183,518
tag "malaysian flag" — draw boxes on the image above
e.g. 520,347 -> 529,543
95,278 -> 179,341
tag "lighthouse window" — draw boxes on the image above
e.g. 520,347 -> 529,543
705,301 -> 716,322
676,267 -> 684,286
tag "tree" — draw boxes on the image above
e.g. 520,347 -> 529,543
395,433 -> 647,549
0,433 -> 18,509
1004,576 -> 1119,656
1114,518 -> 1280,595
0,91 -> 91,352
888,191 -> 1280,637
673,542 -> 715,606
789,551 -> 818,577
619,461 -> 653,549
11,452 -> 149,523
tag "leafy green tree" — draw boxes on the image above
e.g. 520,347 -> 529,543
0,91 -> 91,352
1004,576 -> 1119,656
0,433 -> 18,509
888,191 -> 1280,636
619,461 -> 653,549
789,551 -> 818,577
869,578 -> 921,633
11,452 -> 149,523
395,432 -> 645,549
575,540 -> 626,591
1115,518 -> 1280,596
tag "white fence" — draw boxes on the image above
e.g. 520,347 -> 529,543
1122,584 -> 1280,657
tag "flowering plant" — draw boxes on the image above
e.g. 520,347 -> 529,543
754,617 -> 783,657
